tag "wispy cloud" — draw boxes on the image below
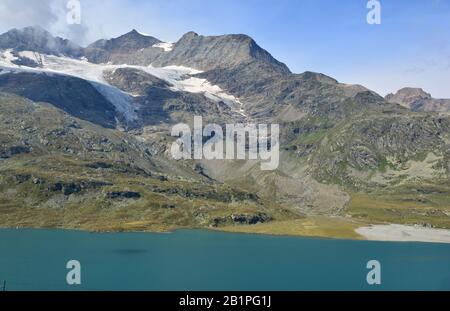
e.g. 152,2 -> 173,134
0,0 -> 91,45
0,0 -> 58,30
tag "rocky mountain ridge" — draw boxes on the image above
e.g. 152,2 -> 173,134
0,26 -> 83,57
0,26 -> 449,234
386,87 -> 450,112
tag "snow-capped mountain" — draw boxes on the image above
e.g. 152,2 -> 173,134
1,26 -> 450,234
0,26 -> 377,128
0,27 -> 252,128
0,26 -> 83,57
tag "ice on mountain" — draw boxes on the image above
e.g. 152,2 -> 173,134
18,51 -> 44,66
152,42 -> 174,52
0,49 -> 247,120
0,49 -> 18,65
141,65 -> 246,117
91,81 -> 137,123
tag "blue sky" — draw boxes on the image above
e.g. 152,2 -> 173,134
0,0 -> 449,97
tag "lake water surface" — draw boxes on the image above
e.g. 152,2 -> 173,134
0,229 -> 449,290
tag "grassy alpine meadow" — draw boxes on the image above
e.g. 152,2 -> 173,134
0,153 -> 302,233
346,191 -> 450,229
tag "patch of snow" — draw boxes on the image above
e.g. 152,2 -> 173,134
141,65 -> 247,117
92,81 -> 137,123
0,49 -> 18,66
34,54 -> 138,123
135,30 -> 152,37
0,50 -> 138,123
0,50 -> 50,76
152,42 -> 174,52
18,51 -> 44,66
0,49 -> 248,121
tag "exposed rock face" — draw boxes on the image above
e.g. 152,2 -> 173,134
199,67 -> 383,122
106,191 -> 141,199
104,67 -> 243,126
89,29 -> 161,52
86,162 -> 113,169
10,53 -> 42,68
85,29 -> 163,64
104,68 -> 171,95
13,174 -> 31,184
152,32 -> 290,74
212,213 -> 272,227
48,181 -> 112,195
312,111 -> 450,186
0,27 -> 384,126
0,26 -> 83,57
386,88 -> 450,112
231,213 -> 272,225
84,29 -> 290,75
0,72 -> 118,128
150,185 -> 258,203
0,92 -> 173,175
0,145 -> 30,158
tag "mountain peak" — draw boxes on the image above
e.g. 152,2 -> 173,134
155,31 -> 290,74
386,87 -> 450,112
20,25 -> 49,34
4,25 -> 53,41
180,31 -> 199,39
87,29 -> 160,50
0,26 -> 82,57
386,87 -> 432,104
394,87 -> 431,98
125,29 -> 155,38
84,29 -> 162,64
298,71 -> 338,84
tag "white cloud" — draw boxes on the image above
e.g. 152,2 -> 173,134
0,0 -> 186,45
0,0 -> 91,45
0,0 -> 59,30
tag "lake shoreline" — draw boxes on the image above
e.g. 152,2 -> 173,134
356,224 -> 450,244
2,221 -> 450,244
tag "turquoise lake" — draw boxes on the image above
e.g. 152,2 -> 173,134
0,229 -> 449,290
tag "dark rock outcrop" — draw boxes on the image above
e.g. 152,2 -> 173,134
212,213 -> 272,227
0,145 -> 30,158
106,191 -> 141,199
47,181 -> 112,195
86,162 -> 113,169
0,72 -> 117,128
150,185 -> 258,203
13,174 -> 31,184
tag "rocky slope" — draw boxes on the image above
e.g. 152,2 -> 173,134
386,88 -> 450,112
84,29 -> 163,64
0,92 -> 283,231
0,72 -> 118,128
0,26 -> 83,57
151,32 -> 290,74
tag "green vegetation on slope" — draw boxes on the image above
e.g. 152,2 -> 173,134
346,190 -> 450,229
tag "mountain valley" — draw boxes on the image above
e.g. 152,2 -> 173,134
0,26 -> 449,238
